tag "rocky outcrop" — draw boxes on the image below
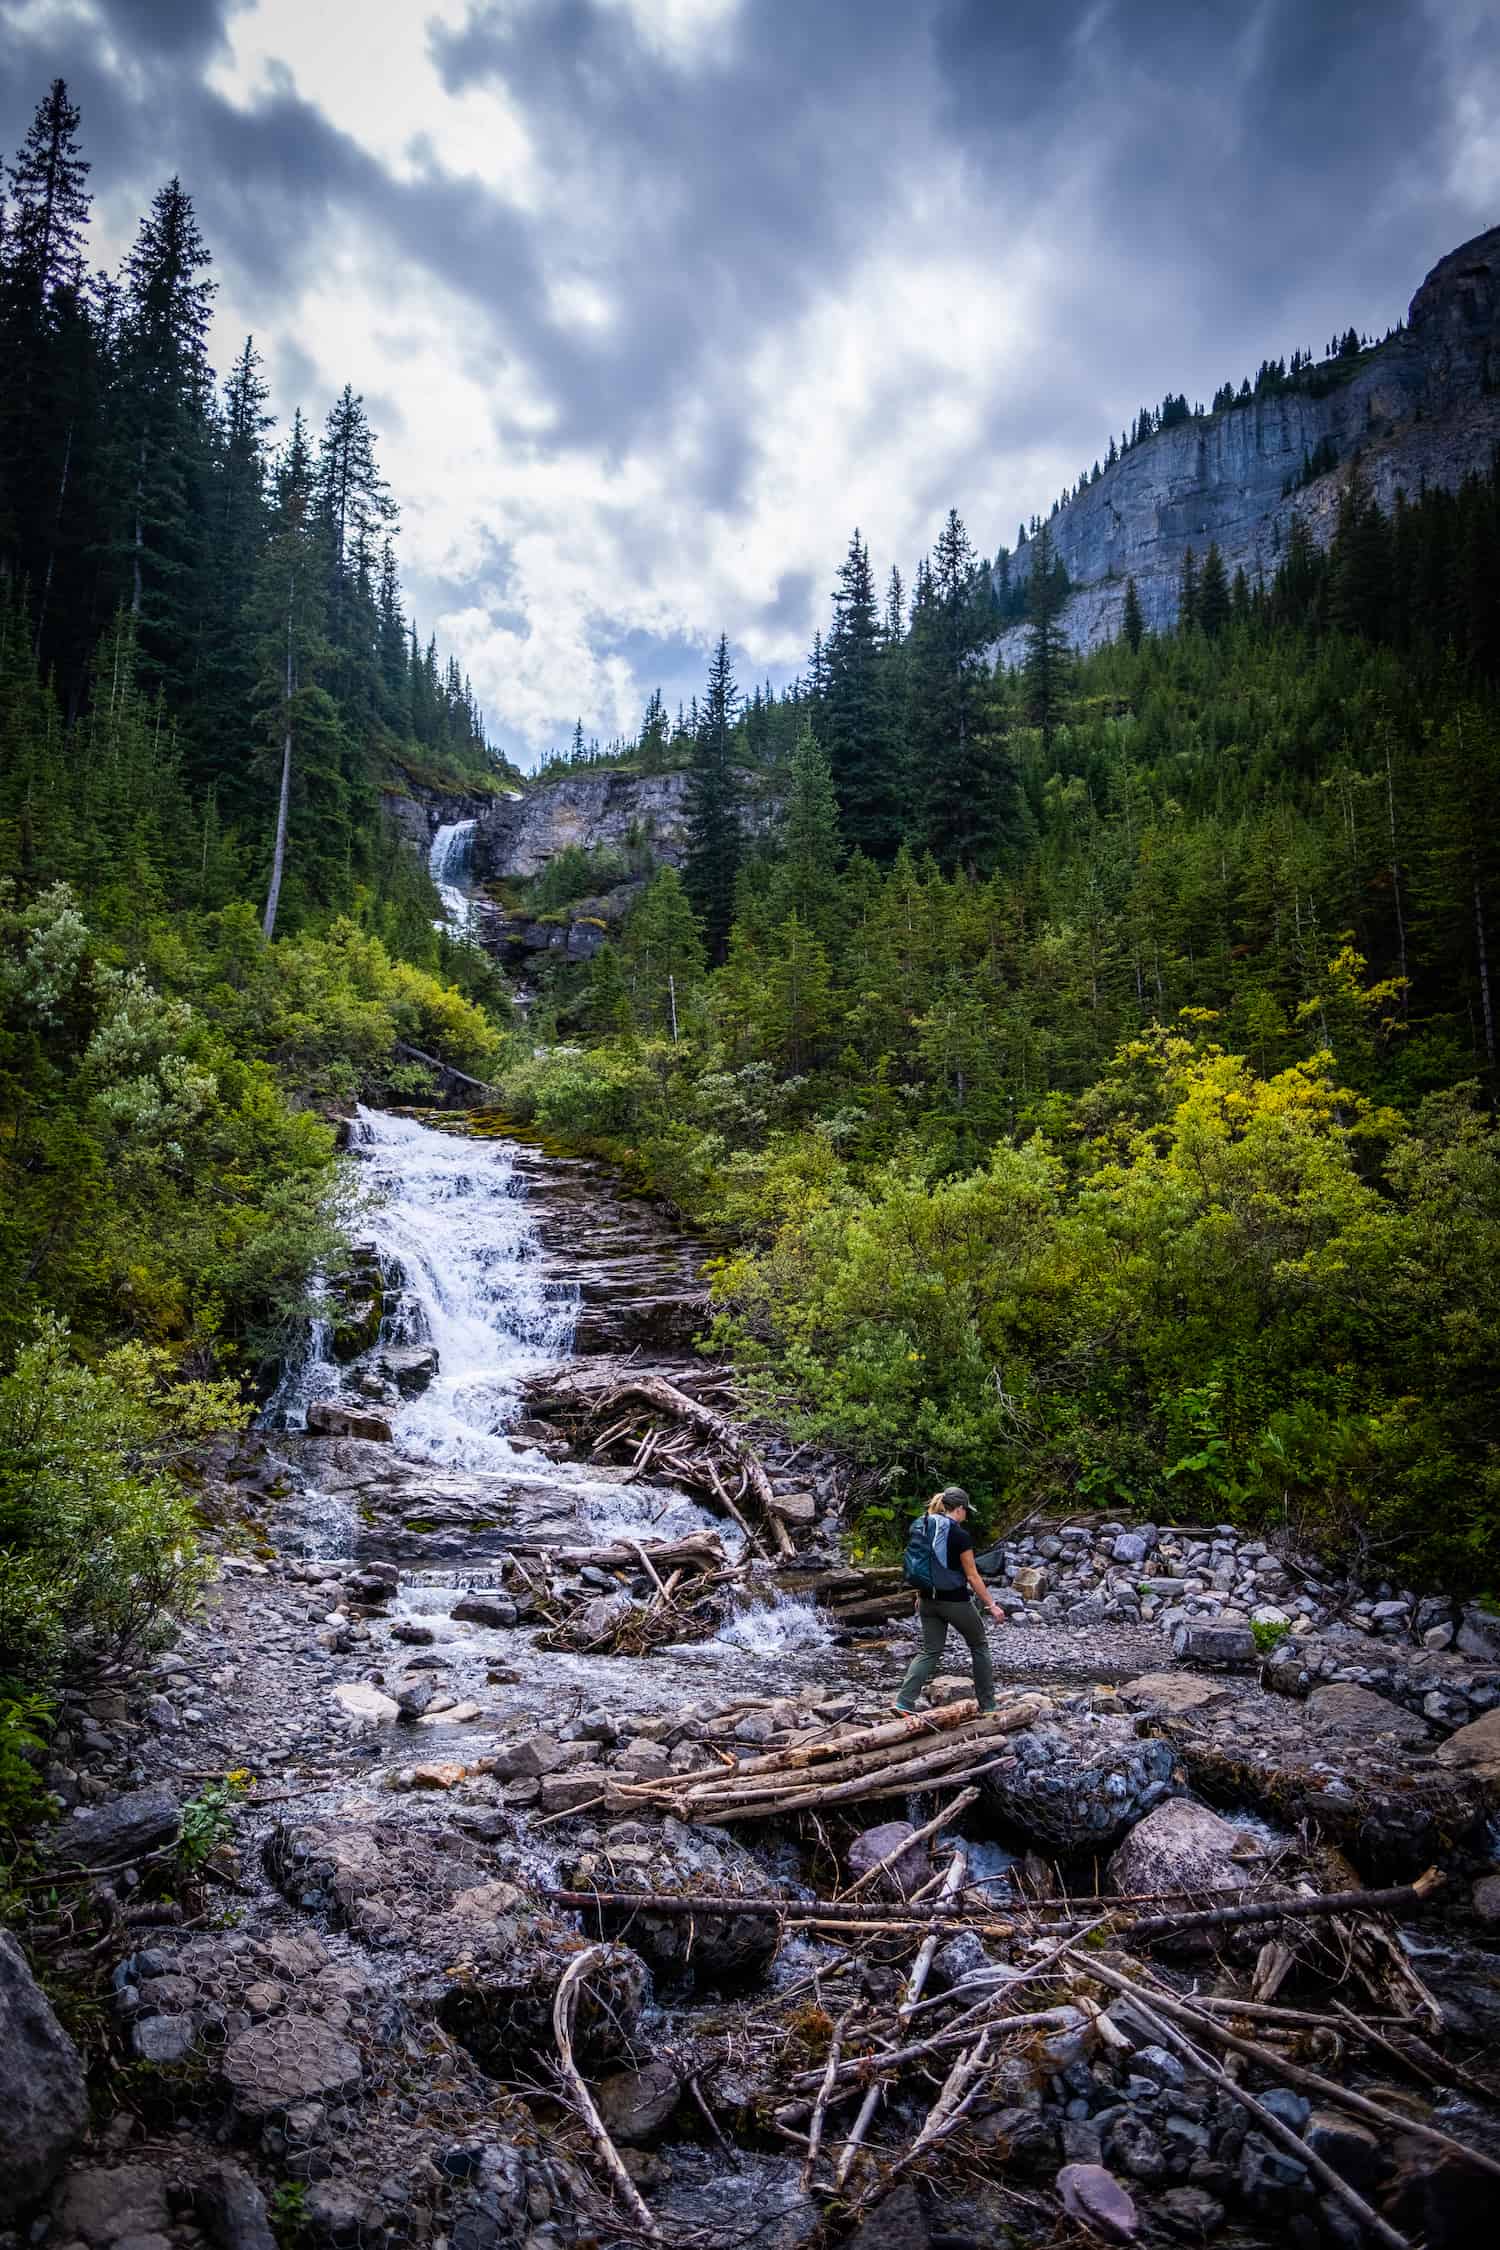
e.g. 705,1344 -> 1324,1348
995,223 -> 1500,657
472,768 -> 781,884
0,1932 -> 88,2209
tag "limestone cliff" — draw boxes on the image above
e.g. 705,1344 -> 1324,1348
994,222 -> 1500,659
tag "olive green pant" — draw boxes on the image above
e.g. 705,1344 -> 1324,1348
896,1598 -> 994,1713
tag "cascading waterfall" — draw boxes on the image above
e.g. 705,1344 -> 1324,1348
429,817 -> 478,934
354,1106 -> 577,1468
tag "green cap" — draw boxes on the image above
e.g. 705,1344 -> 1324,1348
936,1485 -> 970,1509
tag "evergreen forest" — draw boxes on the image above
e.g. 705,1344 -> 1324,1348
2,83 -> 1499,1765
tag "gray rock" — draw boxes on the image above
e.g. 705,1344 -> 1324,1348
378,1345 -> 439,1395
1258,2087 -> 1311,2132
844,2182 -> 928,2250
195,2162 -> 278,2250
1457,1605 -> 1500,1662
1057,2162 -> 1140,2241
1302,2110 -> 1385,2193
0,1930 -> 89,2207
131,2013 -> 194,2064
1159,2185 -> 1226,2240
306,1399 -> 393,1443
222,2018 -> 364,2119
1107,1799 -> 1250,1902
1306,1681 -> 1430,1741
594,2058 -> 682,2142
980,1724 -> 1177,1851
52,2165 -> 171,2245
484,1730 -> 570,1781
846,1819 -> 930,1900
451,1592 -> 519,1629
1236,2130 -> 1310,2212
1111,1528 -> 1157,1566
1171,1622 -> 1257,1669
46,1784 -> 179,1868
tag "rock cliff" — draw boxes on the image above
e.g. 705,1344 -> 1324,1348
994,222 -> 1500,659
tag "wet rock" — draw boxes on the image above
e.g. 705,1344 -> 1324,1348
1106,1798 -> 1249,1901
1057,2162 -> 1139,2240
1107,2112 -> 1168,2183
379,1345 -> 439,1394
979,1721 -> 1177,1851
131,2012 -> 195,2063
0,1930 -> 88,2207
595,2057 -> 683,2141
307,1399 -> 394,1443
539,1767 -> 612,1811
44,1783 -> 179,1868
846,1819 -> 930,1900
1236,2130 -> 1310,2213
222,2018 -> 364,2120
1118,1671 -> 1233,1716
394,1678 -> 434,1718
486,1730 -> 571,1781
930,1930 -> 991,1989
1470,1871 -> 1500,1924
972,2108 -> 1058,2172
451,1591 -> 519,1629
1456,1605 -> 1500,1662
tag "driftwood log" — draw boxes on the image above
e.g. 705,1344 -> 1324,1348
593,1376 -> 796,1558
551,1946 -> 659,2236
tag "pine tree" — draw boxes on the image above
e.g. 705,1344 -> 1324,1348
1121,575 -> 1145,652
621,866 -> 706,1036
1177,545 -> 1200,631
823,528 -> 898,856
912,510 -> 1012,869
1023,519 -> 1069,752
770,724 -> 842,940
585,942 -> 635,1038
1197,543 -> 1230,638
637,687 -> 669,773
684,634 -> 742,959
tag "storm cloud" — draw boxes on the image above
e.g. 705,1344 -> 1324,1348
0,0 -> 1493,756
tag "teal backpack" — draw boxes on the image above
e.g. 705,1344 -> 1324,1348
901,1515 -> 938,1594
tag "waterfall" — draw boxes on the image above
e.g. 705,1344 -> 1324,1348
354,1107 -> 577,1467
429,817 -> 478,934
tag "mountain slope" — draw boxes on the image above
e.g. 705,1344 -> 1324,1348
996,222 -> 1500,652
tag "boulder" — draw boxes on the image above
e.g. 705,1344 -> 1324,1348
594,2058 -> 682,2142
45,1783 -> 179,1868
1171,1621 -> 1257,1669
844,2183 -> 929,2250
1306,1681 -> 1430,1743
1435,1706 -> 1500,1791
194,2162 -> 278,2250
979,1722 -> 1177,1851
451,1592 -> 519,1629
485,1730 -> 570,1780
1456,1605 -> 1500,1662
307,1399 -> 393,1443
1107,1797 -> 1249,1899
379,1345 -> 439,1395
330,1682 -> 400,1727
0,1931 -> 88,2207
568,1817 -> 781,1988
846,1819 -> 930,1900
52,2165 -> 170,2245
1118,1672 -> 1232,1716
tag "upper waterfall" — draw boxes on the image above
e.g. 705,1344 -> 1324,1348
429,817 -> 479,934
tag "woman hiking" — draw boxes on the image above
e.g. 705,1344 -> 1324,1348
894,1486 -> 1004,1714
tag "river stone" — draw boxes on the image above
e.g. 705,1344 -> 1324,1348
330,1681 -> 400,1726
1456,1605 -> 1500,1662
1118,1672 -> 1232,1716
222,2018 -> 364,2118
594,2057 -> 682,2142
845,2182 -> 929,2250
846,1819 -> 930,1900
379,1345 -> 439,1394
306,1398 -> 394,1442
45,1783 -> 180,1868
451,1592 -> 519,1629
1171,1621 -> 1257,1669
1471,1873 -> 1500,1924
569,1818 -> 781,1988
487,1730 -> 570,1780
1435,1707 -> 1500,1789
1057,2162 -> 1139,2241
1107,1798 -> 1249,1899
0,1930 -> 88,2207
194,2161 -> 278,2250
1306,1682 -> 1430,1742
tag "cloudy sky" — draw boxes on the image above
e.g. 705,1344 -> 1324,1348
2,0 -> 1495,762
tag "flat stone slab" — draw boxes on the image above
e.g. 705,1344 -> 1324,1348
1119,1672 -> 1233,1715
1435,1706 -> 1500,1786
1305,1682 -> 1431,1743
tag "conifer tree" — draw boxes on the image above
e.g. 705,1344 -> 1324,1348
1121,574 -> 1145,652
684,634 -> 742,959
1177,545 -> 1200,630
770,724 -> 842,940
1197,542 -> 1230,638
824,528 -> 899,858
1023,519 -> 1069,752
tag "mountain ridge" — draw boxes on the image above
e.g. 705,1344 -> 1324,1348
994,221 -> 1500,655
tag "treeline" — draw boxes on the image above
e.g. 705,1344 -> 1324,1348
0,80 -> 505,937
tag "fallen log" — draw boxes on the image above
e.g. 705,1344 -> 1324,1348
593,1376 -> 795,1558
552,1945 -> 659,2237
682,1698 -> 985,1785
1090,1869 -> 1445,1946
506,1532 -> 728,1573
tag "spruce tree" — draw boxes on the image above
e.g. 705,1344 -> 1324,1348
1177,544 -> 1200,631
824,528 -> 899,858
770,724 -> 842,940
684,634 -> 742,959
913,510 -> 1012,870
1197,543 -> 1230,638
1023,519 -> 1069,752
1121,574 -> 1145,652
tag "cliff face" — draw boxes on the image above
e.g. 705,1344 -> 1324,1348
995,223 -> 1500,658
472,769 -> 695,881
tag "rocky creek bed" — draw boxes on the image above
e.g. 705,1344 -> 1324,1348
4,1108 -> 1500,2250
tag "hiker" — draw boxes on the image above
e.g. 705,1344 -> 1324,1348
894,1485 -> 1004,1714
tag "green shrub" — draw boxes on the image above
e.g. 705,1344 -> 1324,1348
0,1317 -> 242,1684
